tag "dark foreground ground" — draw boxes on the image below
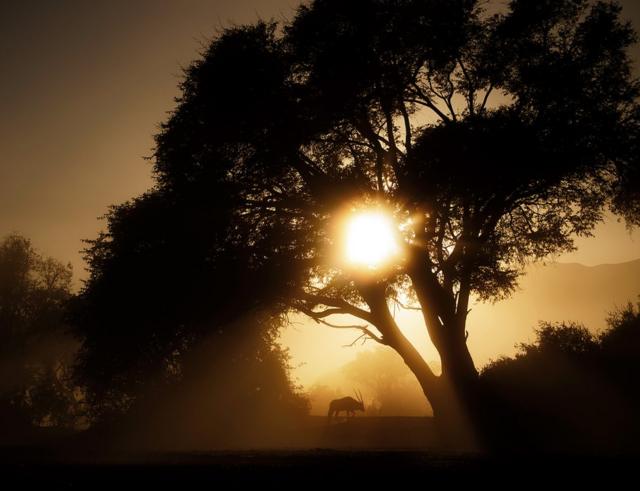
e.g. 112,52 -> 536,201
2,417 -> 638,486
2,449 -> 638,487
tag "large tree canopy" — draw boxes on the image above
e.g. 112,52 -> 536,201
149,0 -> 640,426
84,0 -> 640,442
70,185 -> 307,422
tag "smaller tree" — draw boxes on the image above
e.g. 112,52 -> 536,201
520,321 -> 599,356
0,234 -> 79,431
342,348 -> 435,416
600,300 -> 640,356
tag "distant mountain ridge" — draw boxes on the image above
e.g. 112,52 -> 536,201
557,259 -> 640,268
467,258 -> 640,365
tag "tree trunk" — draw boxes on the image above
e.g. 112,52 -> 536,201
433,324 -> 486,449
359,279 -> 483,449
389,330 -> 483,450
386,259 -> 487,448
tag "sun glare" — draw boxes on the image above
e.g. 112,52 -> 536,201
345,212 -> 399,268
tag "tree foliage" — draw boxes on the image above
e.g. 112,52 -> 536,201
0,233 -> 79,429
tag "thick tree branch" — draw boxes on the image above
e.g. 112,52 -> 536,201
356,280 -> 440,390
354,116 -> 387,191
425,68 -> 458,122
299,292 -> 375,324
479,84 -> 494,113
399,100 -> 413,153
408,80 -> 452,123
298,303 -> 386,345
381,103 -> 403,181
289,153 -> 329,197
457,58 -> 476,116
391,297 -> 422,311
456,269 -> 472,332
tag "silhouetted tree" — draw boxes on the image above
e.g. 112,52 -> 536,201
70,186 -> 308,434
0,234 -> 79,433
146,0 -> 639,442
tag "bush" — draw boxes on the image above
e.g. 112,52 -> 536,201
481,300 -> 640,452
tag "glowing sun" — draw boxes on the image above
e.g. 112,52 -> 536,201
345,212 -> 399,268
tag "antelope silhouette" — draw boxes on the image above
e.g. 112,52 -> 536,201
328,390 -> 365,422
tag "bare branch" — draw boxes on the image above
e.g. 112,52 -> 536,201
457,57 -> 476,116
354,116 -> 387,191
305,315 -> 386,346
301,307 -> 351,319
479,84 -> 494,113
343,333 -> 368,347
299,292 -> 375,324
382,104 -> 403,180
391,296 -> 422,311
424,68 -> 458,122
408,80 -> 452,123
343,331 -> 383,347
405,96 -> 451,123
317,318 -> 369,329
399,100 -> 412,153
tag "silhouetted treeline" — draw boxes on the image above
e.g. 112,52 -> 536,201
0,234 -> 80,441
481,301 -> 640,452
0,223 -> 309,450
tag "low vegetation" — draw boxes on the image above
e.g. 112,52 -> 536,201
481,301 -> 640,451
